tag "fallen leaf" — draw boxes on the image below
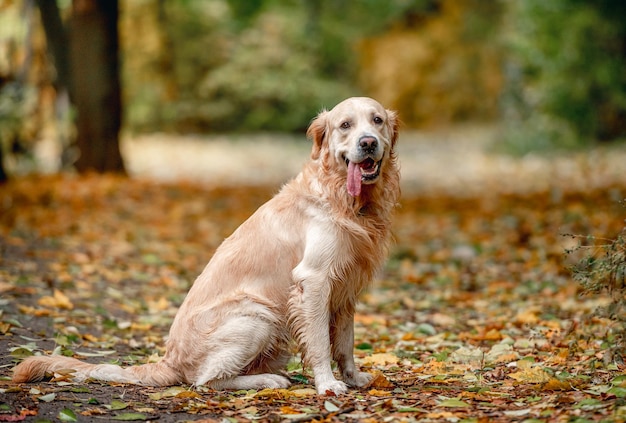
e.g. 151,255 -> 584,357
58,408 -> 78,422
148,386 -> 193,400
111,412 -> 149,421
37,393 -> 56,402
437,398 -> 470,408
240,406 -> 258,416
288,388 -> 317,397
508,367 -> 552,384
279,405 -> 302,414
362,352 -> 399,366
107,400 -> 128,411
450,346 -> 483,364
368,389 -> 393,397
324,400 -> 340,412
503,408 -> 531,417
38,289 -> 73,310
485,343 -> 519,364
367,371 -> 394,388
9,347 -> 34,359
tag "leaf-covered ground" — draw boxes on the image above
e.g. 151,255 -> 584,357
1,139 -> 626,422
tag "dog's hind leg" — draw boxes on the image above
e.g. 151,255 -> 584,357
193,301 -> 290,390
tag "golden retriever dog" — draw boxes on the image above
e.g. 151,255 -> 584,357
12,97 -> 400,396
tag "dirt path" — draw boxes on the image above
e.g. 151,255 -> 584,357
122,125 -> 626,195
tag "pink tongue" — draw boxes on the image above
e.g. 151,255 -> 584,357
347,161 -> 362,197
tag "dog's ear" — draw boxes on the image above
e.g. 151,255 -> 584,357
306,110 -> 328,160
386,109 -> 400,149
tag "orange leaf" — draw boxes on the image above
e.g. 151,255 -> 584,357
279,405 -> 302,414
368,389 -> 392,396
367,371 -> 394,388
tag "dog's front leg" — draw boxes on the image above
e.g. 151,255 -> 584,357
291,265 -> 348,396
331,310 -> 373,388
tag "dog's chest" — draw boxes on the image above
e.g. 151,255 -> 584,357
330,215 -> 387,283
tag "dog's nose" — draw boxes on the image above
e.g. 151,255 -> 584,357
359,136 -> 378,154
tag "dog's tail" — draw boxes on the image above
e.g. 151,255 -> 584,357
12,355 -> 181,386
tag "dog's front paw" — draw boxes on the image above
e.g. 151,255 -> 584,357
316,380 -> 348,396
344,370 -> 373,388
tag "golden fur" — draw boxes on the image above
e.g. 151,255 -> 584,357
12,97 -> 400,395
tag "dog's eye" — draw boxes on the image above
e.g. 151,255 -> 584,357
340,121 -> 351,129
373,116 -> 383,125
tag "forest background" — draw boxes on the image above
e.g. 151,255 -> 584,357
2,0 -> 626,422
1,0 -> 625,177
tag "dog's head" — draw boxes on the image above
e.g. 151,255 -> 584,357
307,97 -> 399,197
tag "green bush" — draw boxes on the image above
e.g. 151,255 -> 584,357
186,7 -> 353,132
568,227 -> 626,360
123,0 -> 433,133
500,0 -> 626,153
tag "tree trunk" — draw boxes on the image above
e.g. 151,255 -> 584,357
36,0 -> 71,93
70,0 -> 125,173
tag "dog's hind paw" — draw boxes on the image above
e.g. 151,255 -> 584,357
259,374 -> 291,389
207,374 -> 290,390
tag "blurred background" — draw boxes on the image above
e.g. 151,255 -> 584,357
0,0 -> 625,182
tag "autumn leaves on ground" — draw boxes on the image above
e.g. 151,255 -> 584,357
1,139 -> 626,422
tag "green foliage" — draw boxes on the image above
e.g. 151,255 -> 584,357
501,0 -> 626,153
568,227 -> 626,359
0,82 -> 40,173
190,5 -> 352,132
124,0 -> 432,133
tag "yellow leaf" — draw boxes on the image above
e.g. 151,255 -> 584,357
18,304 -> 51,316
254,388 -> 290,399
508,367 -> 551,383
254,388 -> 316,399
38,289 -> 73,310
515,308 -> 539,324
0,321 -> 12,334
288,388 -> 317,397
175,390 -> 200,399
362,353 -> 399,366
147,297 -> 170,313
148,386 -> 189,400
483,328 -> 502,341
130,322 -> 153,331
82,333 -> 99,343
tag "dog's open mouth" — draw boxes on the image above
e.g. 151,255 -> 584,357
345,157 -> 382,197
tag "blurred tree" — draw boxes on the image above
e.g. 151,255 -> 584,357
35,0 -> 70,94
36,0 -> 125,174
69,0 -> 125,173
357,0 -> 503,127
0,2 -> 44,181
